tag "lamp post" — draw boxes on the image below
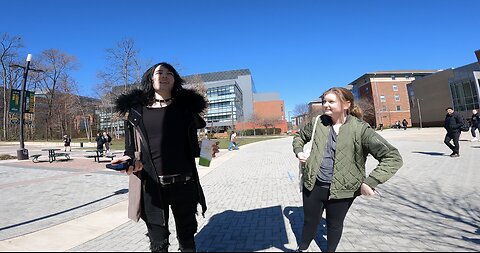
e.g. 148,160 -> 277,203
9,54 -> 43,160
416,98 -> 423,129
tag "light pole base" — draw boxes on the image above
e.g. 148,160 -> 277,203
17,149 -> 29,160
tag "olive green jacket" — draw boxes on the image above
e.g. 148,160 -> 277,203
292,115 -> 403,199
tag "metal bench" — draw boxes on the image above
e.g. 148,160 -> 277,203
105,154 -> 116,161
31,154 -> 42,163
54,152 -> 71,160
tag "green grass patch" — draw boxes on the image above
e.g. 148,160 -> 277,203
0,154 -> 16,160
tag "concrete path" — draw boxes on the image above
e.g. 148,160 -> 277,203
0,128 -> 479,252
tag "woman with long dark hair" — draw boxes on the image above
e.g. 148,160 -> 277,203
112,62 -> 218,252
293,87 -> 403,252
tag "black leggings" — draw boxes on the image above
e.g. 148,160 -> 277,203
299,181 -> 354,252
146,180 -> 198,252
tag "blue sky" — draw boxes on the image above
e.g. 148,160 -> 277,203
1,0 -> 479,114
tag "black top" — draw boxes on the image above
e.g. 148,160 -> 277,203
444,112 -> 464,133
142,102 -> 193,176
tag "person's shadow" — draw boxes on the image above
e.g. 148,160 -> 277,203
412,151 -> 445,156
195,206 -> 290,252
283,206 -> 327,252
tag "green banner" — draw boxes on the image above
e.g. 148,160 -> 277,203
9,89 -> 35,113
9,89 -> 20,113
25,90 -> 35,113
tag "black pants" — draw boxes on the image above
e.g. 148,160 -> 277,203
444,131 -> 461,154
146,180 -> 198,252
299,181 -> 354,252
472,125 -> 478,138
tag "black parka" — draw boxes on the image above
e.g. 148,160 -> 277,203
115,88 -> 207,226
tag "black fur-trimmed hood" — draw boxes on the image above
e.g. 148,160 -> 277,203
114,88 -> 207,116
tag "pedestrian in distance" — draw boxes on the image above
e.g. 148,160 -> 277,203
470,109 -> 480,142
402,119 -> 408,130
444,107 -> 464,157
63,134 -> 71,152
111,62 -> 219,252
292,87 -> 403,252
228,130 -> 239,151
103,131 -> 112,154
95,132 -> 105,156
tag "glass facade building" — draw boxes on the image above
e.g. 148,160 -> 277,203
204,81 -> 243,129
449,63 -> 480,111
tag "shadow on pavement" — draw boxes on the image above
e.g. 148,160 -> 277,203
354,180 -> 480,251
283,206 -> 327,252
0,189 -> 128,233
412,151 -> 446,156
195,206 -> 290,252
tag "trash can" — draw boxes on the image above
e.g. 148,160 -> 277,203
80,142 -> 83,148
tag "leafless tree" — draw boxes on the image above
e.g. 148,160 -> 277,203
0,33 -> 23,140
35,49 -> 79,140
99,38 -> 140,93
357,97 -> 375,126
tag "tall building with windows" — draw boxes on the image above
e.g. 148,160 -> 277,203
348,70 -> 437,128
184,69 -> 255,132
408,62 -> 480,127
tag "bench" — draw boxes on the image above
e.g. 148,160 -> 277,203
54,152 -> 70,160
105,154 -> 116,161
31,154 -> 42,163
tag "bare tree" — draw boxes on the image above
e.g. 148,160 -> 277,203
35,49 -> 79,140
0,33 -> 23,140
99,38 -> 140,93
357,97 -> 375,126
249,113 -> 262,136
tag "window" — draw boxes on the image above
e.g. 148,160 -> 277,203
382,105 -> 387,111
396,105 -> 401,111
393,84 -> 398,91
391,75 -> 396,80
380,95 -> 386,102
394,95 -> 400,101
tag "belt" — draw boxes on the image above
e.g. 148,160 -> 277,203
158,172 -> 193,185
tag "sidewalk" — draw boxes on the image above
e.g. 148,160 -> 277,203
0,128 -> 479,252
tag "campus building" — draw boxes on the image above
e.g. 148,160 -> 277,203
348,70 -> 437,128
408,62 -> 480,127
184,69 -> 288,134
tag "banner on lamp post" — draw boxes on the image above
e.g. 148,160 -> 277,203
8,89 -> 35,113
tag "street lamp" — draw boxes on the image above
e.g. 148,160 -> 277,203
9,54 -> 44,160
416,98 -> 423,129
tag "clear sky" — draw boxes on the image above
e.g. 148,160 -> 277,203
1,0 -> 479,115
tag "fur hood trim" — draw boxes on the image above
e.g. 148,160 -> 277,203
114,88 -> 207,116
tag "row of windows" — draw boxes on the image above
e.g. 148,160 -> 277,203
381,105 -> 403,111
450,79 -> 480,111
380,94 -> 401,102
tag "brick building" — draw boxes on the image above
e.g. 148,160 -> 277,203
348,70 -> 437,128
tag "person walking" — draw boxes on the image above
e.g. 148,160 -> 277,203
402,119 -> 408,130
228,131 -> 239,151
63,135 -> 71,152
292,87 -> 403,252
444,107 -> 464,157
111,62 -> 218,252
470,109 -> 480,142
103,131 -> 112,154
95,132 -> 105,156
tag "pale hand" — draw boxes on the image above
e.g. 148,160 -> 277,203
111,155 -> 143,175
297,152 -> 308,163
360,183 -> 375,196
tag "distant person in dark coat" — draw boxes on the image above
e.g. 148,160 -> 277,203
444,107 -> 464,157
95,132 -> 105,155
402,119 -> 408,130
470,109 -> 479,142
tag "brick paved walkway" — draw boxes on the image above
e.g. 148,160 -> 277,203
1,128 -> 479,252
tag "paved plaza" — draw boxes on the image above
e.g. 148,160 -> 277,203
0,127 -> 479,252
